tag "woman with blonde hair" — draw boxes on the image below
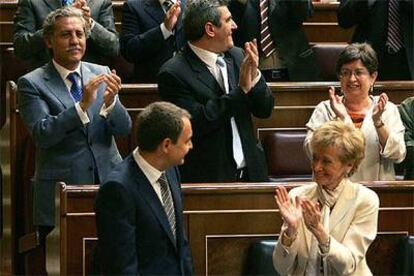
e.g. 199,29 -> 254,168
274,120 -> 379,275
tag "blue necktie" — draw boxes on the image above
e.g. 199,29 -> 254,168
67,72 -> 82,102
62,0 -> 74,6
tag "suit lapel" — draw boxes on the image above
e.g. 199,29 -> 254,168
224,54 -> 237,91
134,164 -> 178,248
329,179 -> 358,232
144,0 -> 164,24
184,46 -> 224,94
43,62 -> 75,110
301,185 -> 318,254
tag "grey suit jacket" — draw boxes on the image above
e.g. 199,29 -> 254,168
13,0 -> 119,69
17,61 -> 132,226
273,179 -> 379,276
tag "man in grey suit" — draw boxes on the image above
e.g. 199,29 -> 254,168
17,7 -> 131,233
14,0 -> 119,69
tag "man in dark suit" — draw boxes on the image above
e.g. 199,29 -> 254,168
229,0 -> 320,81
14,0 -> 119,69
96,101 -> 193,275
338,0 -> 413,80
17,7 -> 131,230
158,0 -> 274,183
120,0 -> 186,82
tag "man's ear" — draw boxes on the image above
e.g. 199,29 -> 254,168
44,36 -> 53,49
160,138 -> 172,154
205,22 -> 215,38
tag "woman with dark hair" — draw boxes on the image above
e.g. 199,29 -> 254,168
304,43 -> 406,181
274,120 -> 379,275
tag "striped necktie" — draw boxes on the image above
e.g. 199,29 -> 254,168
159,173 -> 176,242
386,0 -> 403,53
259,0 -> 276,58
67,72 -> 82,102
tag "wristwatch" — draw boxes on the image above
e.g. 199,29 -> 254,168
319,236 -> 330,254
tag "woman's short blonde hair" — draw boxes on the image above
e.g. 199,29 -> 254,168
311,120 -> 365,176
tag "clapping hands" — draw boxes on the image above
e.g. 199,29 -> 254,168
239,39 -> 259,93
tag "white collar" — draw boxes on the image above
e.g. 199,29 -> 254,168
52,59 -> 81,81
188,42 -> 222,69
132,148 -> 163,185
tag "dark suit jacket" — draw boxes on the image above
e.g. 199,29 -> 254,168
399,97 -> 414,179
17,61 -> 132,226
229,0 -> 320,81
338,0 -> 414,79
120,0 -> 186,82
13,0 -> 119,69
158,45 -> 274,182
95,155 -> 193,275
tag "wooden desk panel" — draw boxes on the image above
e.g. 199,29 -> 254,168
48,182 -> 414,275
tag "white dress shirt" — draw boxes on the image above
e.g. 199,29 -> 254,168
132,148 -> 166,204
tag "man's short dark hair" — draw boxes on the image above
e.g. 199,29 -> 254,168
136,102 -> 191,151
184,0 -> 229,42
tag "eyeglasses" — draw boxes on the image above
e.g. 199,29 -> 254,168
338,69 -> 370,79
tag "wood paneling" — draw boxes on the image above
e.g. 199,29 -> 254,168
48,182 -> 414,275
2,80 -> 414,274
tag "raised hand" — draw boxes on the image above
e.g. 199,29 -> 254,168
239,39 -> 259,93
73,0 -> 93,27
301,199 -> 322,234
164,1 -> 181,31
103,69 -> 122,107
372,92 -> 388,124
328,86 -> 347,120
301,198 -> 330,244
274,186 -> 302,237
79,74 -> 106,111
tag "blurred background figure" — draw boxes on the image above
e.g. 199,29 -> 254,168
338,0 -> 413,80
120,0 -> 186,82
229,0 -> 320,81
14,0 -> 119,69
399,97 -> 414,180
304,43 -> 406,181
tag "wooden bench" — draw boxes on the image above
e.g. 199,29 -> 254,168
1,80 -> 413,274
47,181 -> 414,275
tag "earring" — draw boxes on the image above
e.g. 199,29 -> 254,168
370,85 -> 374,94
